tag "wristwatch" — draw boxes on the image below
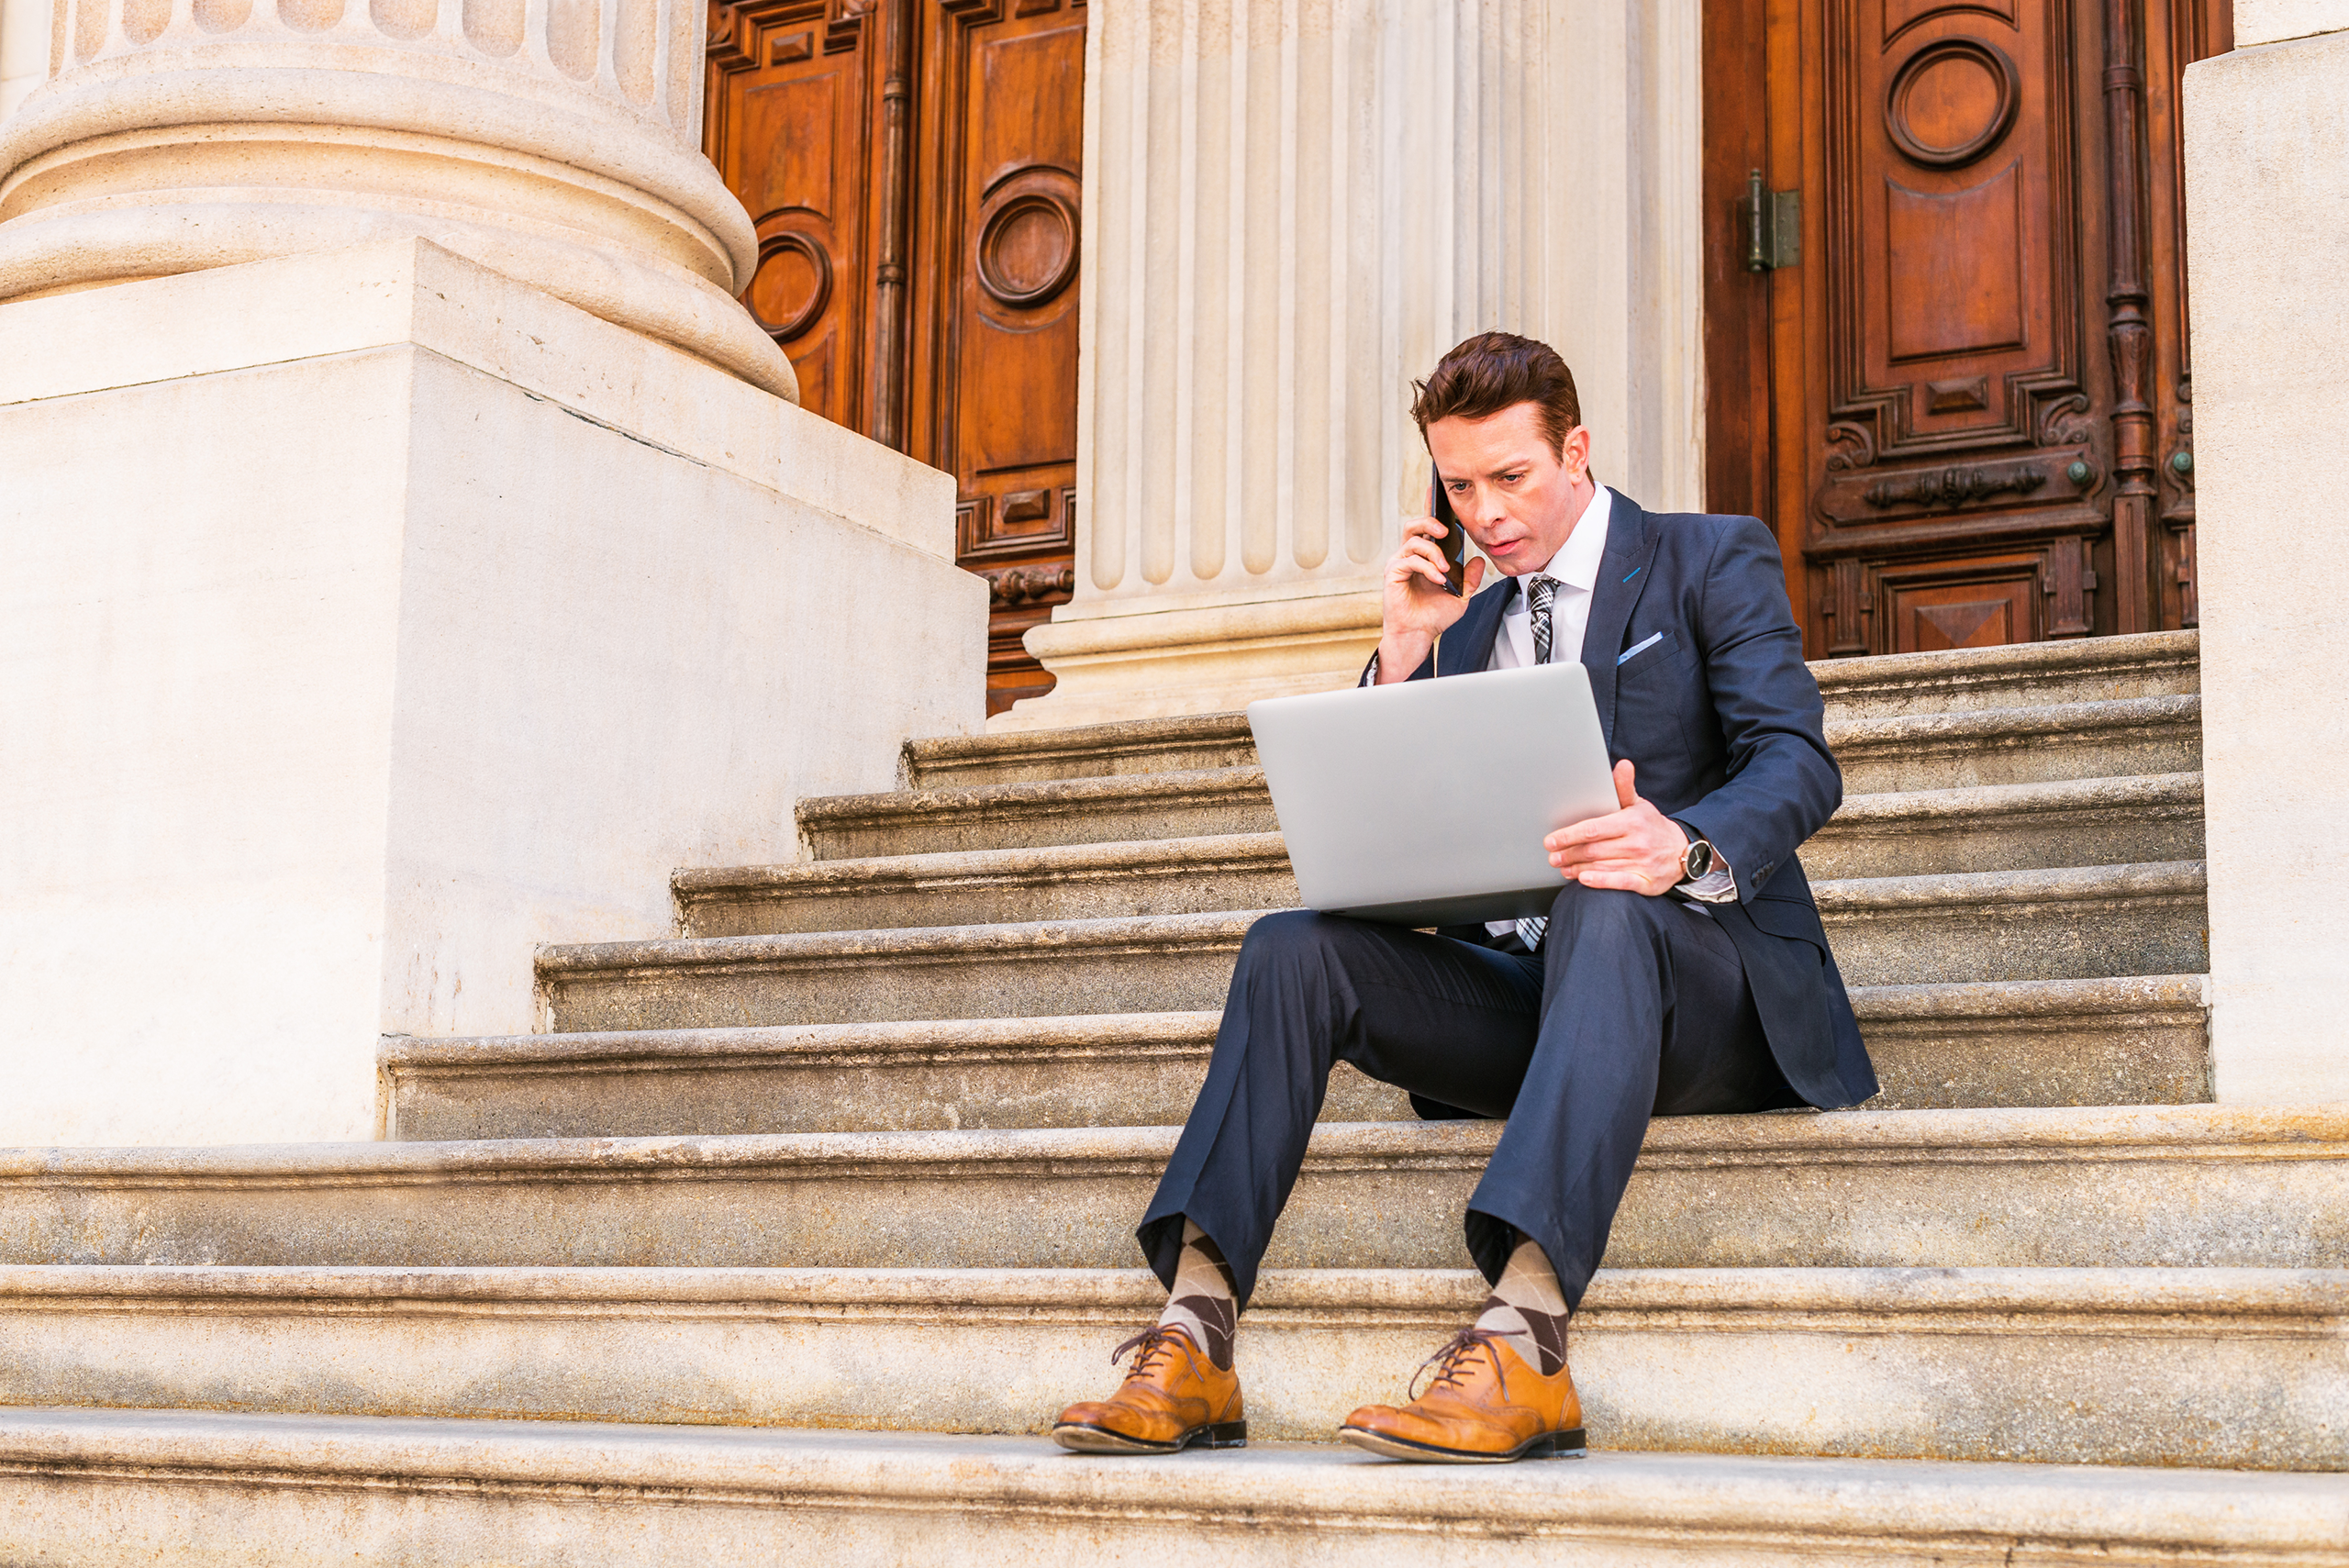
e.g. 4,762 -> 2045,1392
1678,828 -> 1715,883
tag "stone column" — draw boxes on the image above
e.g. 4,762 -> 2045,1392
0,0 -> 44,118
0,0 -> 793,396
2185,6 -> 2349,1103
998,0 -> 1703,730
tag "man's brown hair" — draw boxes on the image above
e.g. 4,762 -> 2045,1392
1409,332 -> 1581,458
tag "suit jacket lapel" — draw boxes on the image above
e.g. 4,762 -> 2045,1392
1436,576 -> 1517,678
1578,495 -> 1661,741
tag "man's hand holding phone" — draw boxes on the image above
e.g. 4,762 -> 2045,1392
1375,489 -> 1487,684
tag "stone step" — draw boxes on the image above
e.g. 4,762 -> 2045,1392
706,776 -> 2198,940
389,976 -> 2208,1141
1809,628 -> 2199,718
544,863 -> 2203,1032
2,1405 -> 2335,1568
1803,773 -> 2203,880
676,833 -> 1295,937
384,1013 -> 1400,1140
897,630 -> 2202,789
1828,695 -> 2200,794
800,768 -> 1275,860
540,910 -> 1262,1029
813,701 -> 2197,862
906,711 -> 1261,789
6,1105 -> 2336,1273
1816,860 -> 2207,987
4,1264 -> 2337,1470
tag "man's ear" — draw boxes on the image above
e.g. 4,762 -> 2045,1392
1562,424 -> 1593,478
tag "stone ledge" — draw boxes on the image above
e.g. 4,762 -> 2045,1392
2,1106 -> 2338,1273
0,1267 -> 2339,1466
0,1408 -> 2338,1566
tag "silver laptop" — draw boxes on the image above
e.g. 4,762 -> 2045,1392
1247,662 -> 1621,927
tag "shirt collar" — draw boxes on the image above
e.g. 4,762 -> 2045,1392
1508,484 -> 1614,604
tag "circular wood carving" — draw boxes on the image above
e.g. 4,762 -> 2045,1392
746,231 -> 831,342
1886,39 -> 2020,169
976,191 -> 1078,309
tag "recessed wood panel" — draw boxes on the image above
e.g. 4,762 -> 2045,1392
915,0 -> 1085,710
1886,162 -> 2026,361
1887,571 -> 2040,651
1703,0 -> 2226,656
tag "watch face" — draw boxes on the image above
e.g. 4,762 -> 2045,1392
1687,840 -> 1712,879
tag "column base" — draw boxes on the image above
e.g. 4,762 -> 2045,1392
0,239 -> 983,1145
996,592 -> 1386,731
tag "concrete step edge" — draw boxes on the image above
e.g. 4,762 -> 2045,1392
674,833 -> 1289,906
906,712 -> 1254,787
391,975 -> 2208,1079
799,767 -> 1264,831
823,695 -> 2200,832
898,631 -> 2204,784
1822,772 -> 2203,830
1808,628 -> 2199,708
4,1401 -> 2341,1561
10,1102 -> 2341,1183
1824,693 -> 2200,755
545,863 -> 2204,976
7,1262 -> 2340,1322
688,778 -> 2204,918
1813,858 -> 2205,910
536,908 -> 1269,977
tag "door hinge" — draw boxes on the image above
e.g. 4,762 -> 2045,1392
1745,171 -> 1800,272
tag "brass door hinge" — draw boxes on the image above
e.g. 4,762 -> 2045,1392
1745,171 -> 1800,272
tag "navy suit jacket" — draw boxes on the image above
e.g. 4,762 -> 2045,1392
1391,494 -> 1877,1110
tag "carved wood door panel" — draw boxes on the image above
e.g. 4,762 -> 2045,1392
706,0 -> 1084,715
1703,0 -> 2228,657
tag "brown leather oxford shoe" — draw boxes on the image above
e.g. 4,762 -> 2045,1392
1338,1328 -> 1586,1463
1051,1325 -> 1247,1454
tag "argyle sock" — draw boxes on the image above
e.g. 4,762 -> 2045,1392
1472,1234 -> 1571,1375
1154,1219 -> 1239,1371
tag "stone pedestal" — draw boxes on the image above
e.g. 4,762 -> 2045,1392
997,0 -> 1702,730
2185,13 -> 2349,1103
0,241 -> 982,1148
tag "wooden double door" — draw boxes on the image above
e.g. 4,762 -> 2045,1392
1705,0 -> 2230,657
705,0 -> 1085,714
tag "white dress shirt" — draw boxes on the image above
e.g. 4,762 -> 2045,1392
1487,484 -> 1615,674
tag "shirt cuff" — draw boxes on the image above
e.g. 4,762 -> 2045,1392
1360,651 -> 1380,688
1678,863 -> 1738,903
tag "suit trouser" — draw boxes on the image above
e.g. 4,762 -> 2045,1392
1137,880 -> 1804,1311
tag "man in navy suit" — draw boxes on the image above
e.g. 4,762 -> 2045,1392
1052,332 -> 1877,1462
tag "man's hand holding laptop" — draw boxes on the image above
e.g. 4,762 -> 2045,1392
1546,759 -> 1689,897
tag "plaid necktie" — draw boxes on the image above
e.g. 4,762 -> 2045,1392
1518,575 -> 1560,953
1527,574 -> 1558,667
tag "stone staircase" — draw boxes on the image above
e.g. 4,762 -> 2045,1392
5,628 -> 2347,1564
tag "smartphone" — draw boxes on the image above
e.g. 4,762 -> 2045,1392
1429,474 -> 1467,597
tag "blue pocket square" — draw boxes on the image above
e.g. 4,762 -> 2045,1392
1618,631 -> 1664,666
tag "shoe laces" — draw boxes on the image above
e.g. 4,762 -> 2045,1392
1110,1325 -> 1202,1384
1408,1328 -> 1510,1404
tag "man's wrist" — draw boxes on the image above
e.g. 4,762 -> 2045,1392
1375,632 -> 1433,683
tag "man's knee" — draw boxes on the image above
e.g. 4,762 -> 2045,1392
1233,909 -> 1357,985
1544,882 -> 1671,944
